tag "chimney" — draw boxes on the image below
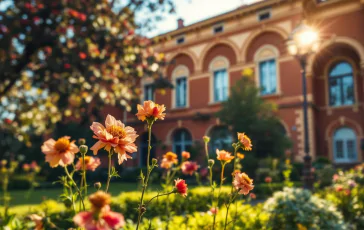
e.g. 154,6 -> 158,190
177,18 -> 184,29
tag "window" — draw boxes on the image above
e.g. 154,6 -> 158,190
173,129 -> 192,158
214,69 -> 228,102
328,61 -> 354,106
144,84 -> 154,101
333,127 -> 357,163
209,126 -> 233,152
176,36 -> 185,44
214,25 -> 224,34
258,11 -> 271,21
259,59 -> 277,95
175,77 -> 187,107
139,132 -> 157,167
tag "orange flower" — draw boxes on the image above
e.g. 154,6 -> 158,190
182,151 -> 190,160
237,153 -> 245,159
216,149 -> 234,163
237,133 -> 252,151
232,169 -> 241,176
233,172 -> 254,195
175,179 -> 188,197
181,161 -> 199,175
136,100 -> 166,122
90,115 -> 138,165
41,136 -> 79,168
160,152 -> 178,169
75,156 -> 101,171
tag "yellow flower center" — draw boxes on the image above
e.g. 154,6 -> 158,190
82,156 -> 91,165
54,137 -> 70,153
106,125 -> 126,138
89,191 -> 111,210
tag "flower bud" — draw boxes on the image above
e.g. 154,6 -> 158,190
203,136 -> 210,143
79,145 -> 88,155
139,205 -> 146,214
151,158 -> 158,165
78,138 -> 86,145
208,159 -> 215,167
94,182 -> 102,190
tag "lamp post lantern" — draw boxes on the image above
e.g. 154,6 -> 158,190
287,22 -> 320,190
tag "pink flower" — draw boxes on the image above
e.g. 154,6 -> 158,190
75,156 -> 101,171
344,189 -> 351,196
29,214 -> 43,230
136,100 -> 166,122
41,136 -> 79,168
74,191 -> 125,230
333,174 -> 339,182
181,161 -> 199,176
90,115 -> 138,165
209,207 -> 218,215
250,193 -> 256,199
200,167 -> 208,177
233,172 -> 254,195
175,179 -> 188,197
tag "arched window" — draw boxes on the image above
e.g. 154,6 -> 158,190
333,127 -> 357,163
254,45 -> 279,95
172,65 -> 189,108
139,132 -> 157,167
209,56 -> 229,103
173,129 -> 192,157
328,61 -> 354,106
209,126 -> 233,151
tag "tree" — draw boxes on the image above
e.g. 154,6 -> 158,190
216,70 -> 291,159
0,0 -> 176,143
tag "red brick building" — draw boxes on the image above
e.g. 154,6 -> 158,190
123,0 -> 364,167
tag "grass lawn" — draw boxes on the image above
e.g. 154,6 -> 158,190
1,182 -> 158,206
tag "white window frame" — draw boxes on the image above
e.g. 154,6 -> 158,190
209,56 -> 230,104
172,129 -> 193,155
171,65 -> 189,109
333,127 -> 358,163
254,45 -> 280,96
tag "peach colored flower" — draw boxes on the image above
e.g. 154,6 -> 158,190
332,174 -> 339,182
182,151 -> 190,160
232,169 -> 241,176
181,161 -> 199,175
74,191 -> 125,230
29,214 -> 43,230
265,176 -> 272,183
237,132 -> 252,151
344,189 -> 351,196
90,115 -> 138,165
160,152 -> 178,169
209,207 -> 218,215
233,172 -> 254,195
216,149 -> 234,163
23,163 -> 30,172
136,100 -> 166,122
175,179 -> 188,197
336,185 -> 343,192
75,156 -> 101,171
160,158 -> 173,169
41,136 -> 79,168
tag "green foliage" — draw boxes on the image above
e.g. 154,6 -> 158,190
264,187 -> 347,229
216,76 -> 291,159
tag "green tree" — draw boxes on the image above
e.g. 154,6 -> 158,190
216,72 -> 291,159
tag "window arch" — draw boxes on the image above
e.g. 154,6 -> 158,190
209,126 -> 233,151
209,56 -> 229,103
328,61 -> 355,106
254,45 -> 279,95
172,129 -> 192,157
333,127 -> 357,163
139,132 -> 157,167
172,65 -> 189,108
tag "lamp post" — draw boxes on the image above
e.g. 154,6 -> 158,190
287,22 -> 319,190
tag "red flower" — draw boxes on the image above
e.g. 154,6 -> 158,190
336,185 -> 343,192
4,118 -> 12,124
64,63 -> 71,69
250,193 -> 256,199
181,161 -> 199,176
79,14 -> 87,21
265,176 -> 272,183
79,52 -> 87,59
175,179 -> 188,197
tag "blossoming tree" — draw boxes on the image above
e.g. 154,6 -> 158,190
0,0 -> 175,142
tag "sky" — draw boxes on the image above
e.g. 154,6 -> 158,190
147,0 -> 260,37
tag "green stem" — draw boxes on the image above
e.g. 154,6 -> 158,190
213,163 -> 226,230
82,153 -> 87,197
146,190 -> 175,206
136,122 -> 154,230
64,166 -> 85,210
105,150 -> 113,193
